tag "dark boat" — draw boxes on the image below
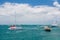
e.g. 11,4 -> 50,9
44,26 -> 51,32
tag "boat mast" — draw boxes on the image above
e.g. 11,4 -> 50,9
53,15 -> 58,26
15,12 -> 16,26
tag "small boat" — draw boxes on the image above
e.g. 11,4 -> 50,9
8,12 -> 23,30
8,25 -> 23,30
51,22 -> 58,27
44,26 -> 51,32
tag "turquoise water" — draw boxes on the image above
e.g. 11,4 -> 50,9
0,25 -> 60,40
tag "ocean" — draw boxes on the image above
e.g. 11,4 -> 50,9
0,25 -> 60,40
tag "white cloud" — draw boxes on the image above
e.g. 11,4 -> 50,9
53,0 -> 60,7
0,2 -> 60,25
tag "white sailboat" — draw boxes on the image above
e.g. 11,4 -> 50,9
51,22 -> 58,27
51,16 -> 58,27
8,25 -> 23,30
8,12 -> 22,30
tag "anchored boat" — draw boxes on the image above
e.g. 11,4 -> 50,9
8,25 -> 23,30
8,12 -> 23,30
44,26 -> 51,32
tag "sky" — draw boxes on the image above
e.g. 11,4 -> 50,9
0,0 -> 60,25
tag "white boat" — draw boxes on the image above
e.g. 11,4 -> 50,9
51,21 -> 58,27
52,22 -> 57,26
8,25 -> 23,30
8,12 -> 22,30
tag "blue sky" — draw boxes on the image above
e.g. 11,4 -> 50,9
0,0 -> 60,25
0,0 -> 60,6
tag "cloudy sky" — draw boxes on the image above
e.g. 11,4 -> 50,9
0,0 -> 60,25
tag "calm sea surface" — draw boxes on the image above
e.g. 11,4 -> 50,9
0,25 -> 60,40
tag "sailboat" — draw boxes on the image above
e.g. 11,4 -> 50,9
51,16 -> 58,27
51,22 -> 58,27
8,12 -> 23,30
8,25 -> 23,30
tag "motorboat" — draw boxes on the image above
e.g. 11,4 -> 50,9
44,26 -> 51,32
